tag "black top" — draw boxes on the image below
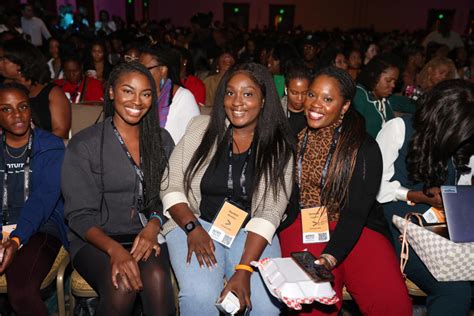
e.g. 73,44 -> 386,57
287,110 -> 307,137
322,136 -> 390,262
30,83 -> 56,132
200,142 -> 255,223
279,135 -> 390,263
3,144 -> 28,224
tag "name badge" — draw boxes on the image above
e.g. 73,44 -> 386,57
422,207 -> 446,224
209,200 -> 249,248
2,224 -> 17,242
301,206 -> 330,243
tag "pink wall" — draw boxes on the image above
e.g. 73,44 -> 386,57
50,0 -> 473,32
146,0 -> 472,32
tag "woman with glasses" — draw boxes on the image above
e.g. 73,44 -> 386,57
139,46 -> 200,144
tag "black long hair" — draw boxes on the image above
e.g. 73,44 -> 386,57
2,38 -> 50,84
407,79 -> 474,189
102,62 -> 169,216
185,62 -> 295,200
315,67 -> 366,214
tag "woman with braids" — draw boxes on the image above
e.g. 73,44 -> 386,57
353,53 -> 415,138
279,67 -> 411,315
0,83 -> 67,316
377,79 -> 474,316
62,62 -> 175,316
160,62 -> 295,315
139,45 -> 199,145
0,38 -> 70,139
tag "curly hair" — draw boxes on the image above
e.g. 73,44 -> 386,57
357,53 -> 402,92
2,38 -> 50,84
416,56 -> 456,92
102,62 -> 169,217
314,66 -> 366,214
185,62 -> 295,200
407,79 -> 474,189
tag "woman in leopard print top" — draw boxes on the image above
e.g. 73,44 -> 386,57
279,67 -> 412,316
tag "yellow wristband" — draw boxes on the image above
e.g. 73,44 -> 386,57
235,264 -> 254,273
10,237 -> 20,247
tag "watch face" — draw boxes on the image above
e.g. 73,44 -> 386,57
185,222 -> 194,231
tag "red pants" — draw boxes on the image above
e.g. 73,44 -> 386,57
279,215 -> 412,316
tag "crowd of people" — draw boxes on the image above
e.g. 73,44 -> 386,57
0,3 -> 473,316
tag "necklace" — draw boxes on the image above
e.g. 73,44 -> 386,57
5,144 -> 28,159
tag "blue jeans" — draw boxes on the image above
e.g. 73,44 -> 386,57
166,219 -> 282,316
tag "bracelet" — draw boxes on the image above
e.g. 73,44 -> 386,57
235,264 -> 254,273
10,237 -> 20,248
149,212 -> 163,226
319,253 -> 337,269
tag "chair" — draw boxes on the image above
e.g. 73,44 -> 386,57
199,105 -> 212,116
0,246 -> 68,313
70,103 -> 104,137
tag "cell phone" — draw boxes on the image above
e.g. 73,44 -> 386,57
291,251 -> 334,283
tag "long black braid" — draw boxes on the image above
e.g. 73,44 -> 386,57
100,62 -> 168,224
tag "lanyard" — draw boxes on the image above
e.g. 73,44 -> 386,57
227,128 -> 253,201
297,126 -> 341,206
2,131 -> 33,225
110,120 -> 146,210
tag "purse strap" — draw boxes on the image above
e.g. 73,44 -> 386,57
399,212 -> 424,278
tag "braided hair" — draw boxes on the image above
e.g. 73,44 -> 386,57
314,66 -> 366,214
102,62 -> 168,218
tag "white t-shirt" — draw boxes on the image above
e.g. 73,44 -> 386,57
21,16 -> 50,46
164,87 -> 200,145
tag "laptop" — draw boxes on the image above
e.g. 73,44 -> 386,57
441,185 -> 474,243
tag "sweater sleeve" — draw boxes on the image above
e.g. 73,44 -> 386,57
322,137 -> 383,263
388,95 -> 416,113
61,138 -> 102,240
11,147 -> 64,244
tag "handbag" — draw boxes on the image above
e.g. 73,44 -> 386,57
393,214 -> 474,281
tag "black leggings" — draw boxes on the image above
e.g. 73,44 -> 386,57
73,243 -> 175,316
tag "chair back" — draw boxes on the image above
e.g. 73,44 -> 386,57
71,102 -> 104,136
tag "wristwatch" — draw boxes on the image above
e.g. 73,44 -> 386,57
184,219 -> 202,235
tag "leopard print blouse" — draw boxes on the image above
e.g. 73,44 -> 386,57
297,125 -> 340,222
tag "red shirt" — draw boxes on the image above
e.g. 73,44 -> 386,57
182,75 -> 206,106
55,77 -> 104,103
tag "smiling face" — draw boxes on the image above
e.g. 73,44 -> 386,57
109,71 -> 153,126
287,77 -> 309,112
224,72 -> 263,133
304,75 -> 350,129
0,88 -> 31,139
373,66 -> 399,99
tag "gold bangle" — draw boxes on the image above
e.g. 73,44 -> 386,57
235,264 -> 254,273
10,237 -> 20,247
